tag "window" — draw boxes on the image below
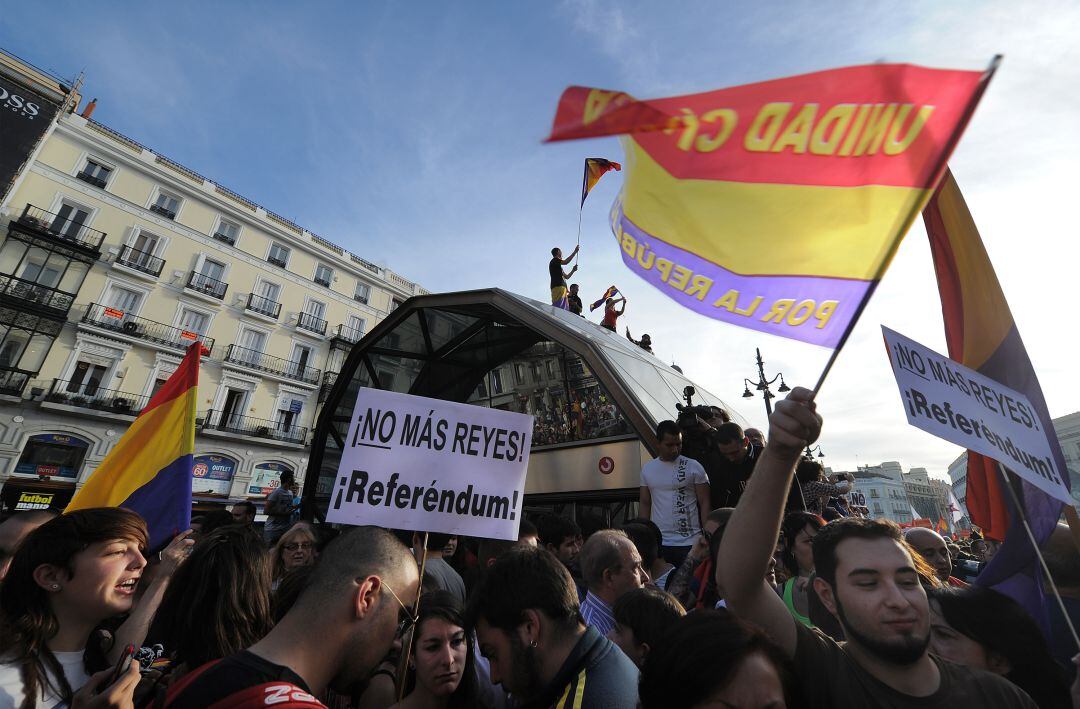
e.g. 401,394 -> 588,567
305,300 -> 326,320
346,315 -> 365,339
291,343 -> 313,376
391,298 -> 404,311
178,307 -> 210,338
150,189 -> 181,219
546,360 -> 557,379
267,243 -> 290,268
299,300 -> 327,335
150,376 -> 169,399
199,258 -> 226,281
514,363 -> 526,384
870,489 -> 880,498
213,218 -> 240,245
238,327 -> 267,354
131,230 -> 162,257
121,229 -> 163,272
66,361 -> 108,396
873,503 -> 883,515
104,284 -> 143,315
491,369 -> 504,395
51,201 -> 91,240
255,280 -> 281,303
314,264 -> 333,288
77,158 -> 112,188
354,282 -> 371,304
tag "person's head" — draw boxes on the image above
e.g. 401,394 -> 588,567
1043,523 -> 1080,593
279,470 -> 295,489
743,427 -> 766,447
639,610 -> 799,709
780,511 -> 825,577
904,528 -> 952,583
230,501 -> 257,526
640,334 -> 651,346
517,519 -> 539,547
0,510 -> 56,583
929,585 -> 1071,709
811,517 -> 930,667
150,524 -> 273,669
0,508 -> 148,703
580,529 -> 648,604
442,536 -> 458,558
285,526 -> 419,694
467,547 -> 582,701
551,247 -> 561,259
199,509 -> 236,536
609,587 -> 685,667
971,538 -> 999,562
414,531 -> 454,557
794,458 -> 825,486
535,514 -> 582,566
655,420 -> 682,462
945,542 -> 960,560
569,283 -> 578,294
405,590 -> 477,706
273,524 -> 318,579
620,523 -> 659,572
714,423 -> 749,463
707,406 -> 731,426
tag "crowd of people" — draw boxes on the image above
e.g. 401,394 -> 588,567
1,386 -> 1078,707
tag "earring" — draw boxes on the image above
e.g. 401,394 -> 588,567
529,639 -> 538,649
51,584 -> 59,590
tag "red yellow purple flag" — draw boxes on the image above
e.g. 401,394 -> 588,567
67,341 -> 205,548
581,158 -> 621,206
547,62 -> 996,347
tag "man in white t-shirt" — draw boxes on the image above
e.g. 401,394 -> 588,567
639,419 -> 710,568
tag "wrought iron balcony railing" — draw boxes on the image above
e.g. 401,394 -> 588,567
46,379 -> 149,416
297,311 -> 327,335
0,274 -> 76,314
245,292 -> 281,319
116,245 -> 165,277
223,345 -> 320,384
14,203 -> 106,251
332,323 -> 364,344
0,367 -> 32,396
149,203 -> 176,219
201,409 -> 308,444
186,271 -> 228,300
75,171 -> 108,188
82,303 -> 215,354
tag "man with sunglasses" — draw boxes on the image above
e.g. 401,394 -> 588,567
166,526 -> 419,708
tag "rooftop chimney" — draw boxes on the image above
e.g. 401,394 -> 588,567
81,98 -> 97,119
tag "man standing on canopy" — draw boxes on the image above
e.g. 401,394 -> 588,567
549,246 -> 579,310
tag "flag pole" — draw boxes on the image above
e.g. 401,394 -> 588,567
576,160 -> 588,269
397,530 -> 430,702
995,463 -> 1080,654
812,55 -> 1002,396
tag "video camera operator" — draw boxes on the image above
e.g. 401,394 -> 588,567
675,390 -> 731,510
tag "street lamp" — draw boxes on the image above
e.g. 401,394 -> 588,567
805,444 -> 825,460
741,348 -> 789,418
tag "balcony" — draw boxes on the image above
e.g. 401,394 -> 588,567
75,171 -> 108,189
149,203 -> 176,220
297,311 -> 327,336
267,255 -> 288,269
44,379 -> 148,417
186,271 -> 228,300
319,370 -> 338,403
332,323 -> 364,344
314,276 -> 331,288
201,409 -> 308,445
82,303 -> 215,354
13,204 -> 106,253
115,245 -> 164,277
223,345 -> 320,385
0,274 -> 76,316
245,292 -> 281,319
212,231 -> 236,245
0,367 -> 32,397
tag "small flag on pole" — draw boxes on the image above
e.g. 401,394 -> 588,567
581,158 -> 621,206
66,341 -> 205,549
590,285 -> 619,312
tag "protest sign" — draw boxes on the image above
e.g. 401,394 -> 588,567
326,387 -> 533,540
883,326 -> 1072,505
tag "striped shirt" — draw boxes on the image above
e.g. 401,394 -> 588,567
579,591 -> 615,637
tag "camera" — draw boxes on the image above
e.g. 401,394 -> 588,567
675,403 -> 715,430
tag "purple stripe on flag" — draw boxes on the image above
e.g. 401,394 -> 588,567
122,454 -> 194,550
609,203 -> 873,347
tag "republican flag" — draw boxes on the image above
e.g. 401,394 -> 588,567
547,62 -> 996,347
581,158 -> 621,206
923,169 -> 1068,629
948,488 -> 965,524
67,341 -> 205,549
590,285 -> 619,312
937,517 -> 949,535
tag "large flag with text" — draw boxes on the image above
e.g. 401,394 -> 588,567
547,62 -> 995,347
923,169 -> 1068,628
67,341 -> 204,548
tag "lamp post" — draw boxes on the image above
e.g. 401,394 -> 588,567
741,348 -> 789,418
805,444 -> 825,460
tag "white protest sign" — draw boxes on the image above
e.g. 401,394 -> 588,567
882,326 -> 1072,505
326,387 -> 533,540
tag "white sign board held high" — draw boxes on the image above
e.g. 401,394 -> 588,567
882,326 -> 1072,505
326,387 -> 533,540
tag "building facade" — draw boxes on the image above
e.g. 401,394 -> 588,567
848,461 -> 914,526
903,467 -> 950,526
0,51 -> 425,514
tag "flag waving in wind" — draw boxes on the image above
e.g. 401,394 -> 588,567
547,62 -> 996,349
581,158 -> 621,206
67,341 -> 205,548
590,285 -> 619,312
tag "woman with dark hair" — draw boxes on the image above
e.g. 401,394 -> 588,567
0,508 -> 149,708
390,590 -> 478,709
147,524 -> 273,680
639,609 -> 801,708
929,585 -> 1070,709
777,511 -> 824,629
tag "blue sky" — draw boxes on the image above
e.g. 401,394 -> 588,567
3,1 -> 1078,477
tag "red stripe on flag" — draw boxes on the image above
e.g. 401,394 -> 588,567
141,341 -> 205,415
